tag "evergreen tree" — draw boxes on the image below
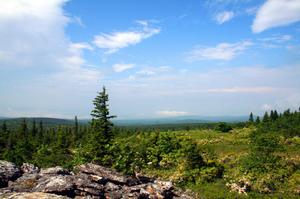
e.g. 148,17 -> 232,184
91,86 -> 116,143
38,120 -> 44,143
85,86 -> 116,163
262,112 -> 269,123
20,118 -> 28,138
74,116 -> 79,142
270,110 -> 274,120
273,110 -> 279,120
75,116 -> 78,135
249,112 -> 254,123
14,119 -> 33,165
31,120 -> 37,137
255,116 -> 260,124
1,121 -> 7,132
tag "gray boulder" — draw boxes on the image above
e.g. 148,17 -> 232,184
34,175 -> 75,197
0,161 -> 21,188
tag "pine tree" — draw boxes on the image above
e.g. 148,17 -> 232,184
38,120 -> 44,143
249,112 -> 254,123
1,121 -> 7,132
270,110 -> 274,120
85,86 -> 116,163
255,116 -> 260,124
91,86 -> 116,143
273,110 -> 279,120
31,120 -> 37,137
74,116 -> 79,141
262,112 -> 269,123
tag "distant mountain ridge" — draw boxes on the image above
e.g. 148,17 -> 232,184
113,115 -> 248,126
0,115 -> 248,127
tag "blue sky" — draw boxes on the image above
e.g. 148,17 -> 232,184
0,0 -> 300,119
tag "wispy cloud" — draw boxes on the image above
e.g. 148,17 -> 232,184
258,34 -> 293,49
156,110 -> 189,117
186,41 -> 252,61
112,63 -> 135,73
252,0 -> 300,33
93,21 -> 160,54
128,66 -> 170,80
202,87 -> 277,93
214,11 -> 234,24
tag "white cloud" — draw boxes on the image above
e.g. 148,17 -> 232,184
261,104 -> 272,111
0,0 -> 101,117
112,63 -> 135,72
260,34 -> 293,43
93,21 -> 160,54
252,0 -> 300,33
187,41 -> 252,61
156,110 -> 189,117
214,11 -> 234,24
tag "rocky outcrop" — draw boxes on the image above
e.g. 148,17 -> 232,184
0,161 -> 193,199
0,161 -> 21,188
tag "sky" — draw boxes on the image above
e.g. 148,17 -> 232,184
0,0 -> 300,119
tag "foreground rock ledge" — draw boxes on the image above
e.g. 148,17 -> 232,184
0,161 -> 193,199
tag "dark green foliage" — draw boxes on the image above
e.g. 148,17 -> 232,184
255,116 -> 260,124
83,87 -> 116,165
262,111 -> 269,123
249,112 -> 254,123
215,122 -> 232,132
242,131 -> 283,173
252,108 -> 300,137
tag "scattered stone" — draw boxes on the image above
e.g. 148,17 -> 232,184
226,180 -> 251,195
105,182 -> 120,191
20,163 -> 39,174
0,161 -> 21,188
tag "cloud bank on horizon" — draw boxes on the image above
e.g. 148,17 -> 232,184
0,0 -> 299,119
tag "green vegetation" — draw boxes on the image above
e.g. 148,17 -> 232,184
0,87 -> 299,198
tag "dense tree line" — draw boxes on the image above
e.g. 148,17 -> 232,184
248,108 -> 300,137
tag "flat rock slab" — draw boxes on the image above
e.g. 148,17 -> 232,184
75,163 -> 129,185
0,192 -> 70,199
40,167 -> 70,176
34,175 -> 75,197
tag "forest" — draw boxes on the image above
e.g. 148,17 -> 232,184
0,87 -> 299,198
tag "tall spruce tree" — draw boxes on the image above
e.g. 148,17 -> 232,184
85,86 -> 116,163
74,116 -> 79,137
249,112 -> 254,123
262,112 -> 269,123
91,86 -> 116,143
31,120 -> 37,137
1,121 -> 7,132
273,110 -> 279,120
255,116 -> 260,124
